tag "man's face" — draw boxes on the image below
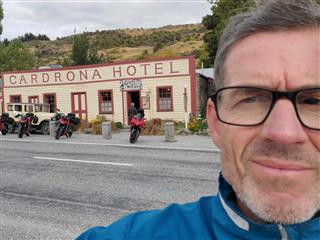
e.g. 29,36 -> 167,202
207,28 -> 320,224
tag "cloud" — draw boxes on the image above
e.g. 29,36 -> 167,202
1,0 -> 212,40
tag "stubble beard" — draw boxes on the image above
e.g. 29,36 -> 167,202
222,140 -> 320,224
238,174 -> 319,224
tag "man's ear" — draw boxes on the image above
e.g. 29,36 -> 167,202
207,98 -> 222,149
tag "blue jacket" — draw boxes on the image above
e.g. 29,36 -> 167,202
76,175 -> 320,239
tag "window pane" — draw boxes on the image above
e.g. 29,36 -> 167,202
158,87 -> 172,111
11,95 -> 21,103
44,94 -> 55,113
25,105 -> 33,112
159,98 -> 171,111
101,102 -> 112,112
14,105 -> 22,111
100,91 -> 113,112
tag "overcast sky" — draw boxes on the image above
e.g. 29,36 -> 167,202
2,0 -> 213,41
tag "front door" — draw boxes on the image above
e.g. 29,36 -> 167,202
71,92 -> 87,122
28,96 -> 39,103
43,93 -> 56,113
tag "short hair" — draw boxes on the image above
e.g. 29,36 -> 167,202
214,0 -> 320,90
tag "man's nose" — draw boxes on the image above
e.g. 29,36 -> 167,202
260,99 -> 308,145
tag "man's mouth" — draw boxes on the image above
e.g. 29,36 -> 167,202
251,159 -> 313,175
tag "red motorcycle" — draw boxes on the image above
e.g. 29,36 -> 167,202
55,112 -> 79,140
0,112 -> 9,135
129,109 -> 145,144
15,112 -> 34,138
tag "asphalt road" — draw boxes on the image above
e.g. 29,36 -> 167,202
0,133 -> 221,239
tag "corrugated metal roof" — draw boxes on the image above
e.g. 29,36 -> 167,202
196,68 -> 214,79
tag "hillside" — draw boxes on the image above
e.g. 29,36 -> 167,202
24,23 -> 208,68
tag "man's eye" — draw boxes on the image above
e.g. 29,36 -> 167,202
301,98 -> 320,105
239,96 -> 257,104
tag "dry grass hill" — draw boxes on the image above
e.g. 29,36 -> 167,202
24,23 -> 208,68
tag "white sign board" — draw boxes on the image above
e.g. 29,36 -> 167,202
120,79 -> 142,91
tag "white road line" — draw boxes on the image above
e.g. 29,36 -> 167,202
33,156 -> 134,167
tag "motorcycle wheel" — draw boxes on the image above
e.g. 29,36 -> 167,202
55,126 -> 63,140
129,128 -> 140,144
41,122 -> 50,135
8,122 -> 16,134
67,129 -> 73,138
1,129 -> 7,135
18,125 -> 24,138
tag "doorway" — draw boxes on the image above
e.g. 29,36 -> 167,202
71,92 -> 87,122
127,91 -> 140,124
43,93 -> 56,113
127,91 -> 140,110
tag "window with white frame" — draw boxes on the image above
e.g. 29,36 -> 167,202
99,91 -> 113,113
157,86 -> 173,111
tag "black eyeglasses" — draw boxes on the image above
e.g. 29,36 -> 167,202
210,86 -> 320,131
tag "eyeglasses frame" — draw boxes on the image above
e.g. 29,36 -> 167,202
210,86 -> 320,131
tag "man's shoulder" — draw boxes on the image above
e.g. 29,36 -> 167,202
129,195 -> 217,228
76,195 -> 220,240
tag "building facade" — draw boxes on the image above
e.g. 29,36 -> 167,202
1,56 -> 196,125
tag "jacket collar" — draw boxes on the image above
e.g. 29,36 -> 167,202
217,173 -> 320,236
218,173 -> 250,231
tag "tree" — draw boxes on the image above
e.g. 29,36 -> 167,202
87,46 -> 103,64
14,33 -> 50,42
0,40 -> 36,72
203,0 -> 320,67
0,0 -> 3,38
71,34 -> 89,65
153,42 -> 164,53
2,37 -> 8,46
19,32 -> 37,42
202,0 -> 255,66
71,34 -> 104,66
37,34 -> 50,41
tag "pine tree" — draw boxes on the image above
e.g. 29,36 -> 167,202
71,34 -> 89,65
0,1 -> 4,38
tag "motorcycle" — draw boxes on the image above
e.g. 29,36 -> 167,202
51,109 -> 63,126
15,112 -> 34,138
55,112 -> 79,140
0,112 -> 9,135
129,111 -> 145,144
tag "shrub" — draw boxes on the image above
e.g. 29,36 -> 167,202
91,115 -> 106,135
187,116 -> 208,135
142,118 -> 163,135
90,115 -> 122,134
174,121 -> 185,132
115,121 -> 123,129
